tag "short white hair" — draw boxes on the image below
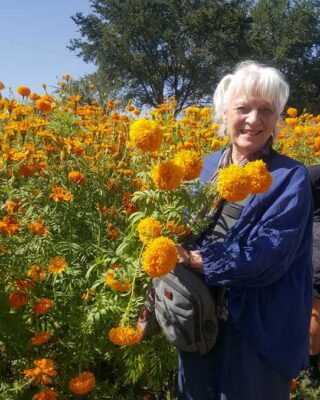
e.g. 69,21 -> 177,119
213,60 -> 289,137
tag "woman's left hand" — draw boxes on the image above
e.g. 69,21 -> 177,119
176,245 -> 204,272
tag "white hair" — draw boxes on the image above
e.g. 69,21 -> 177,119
213,60 -> 289,137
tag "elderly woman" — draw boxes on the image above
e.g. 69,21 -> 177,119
176,61 -> 314,400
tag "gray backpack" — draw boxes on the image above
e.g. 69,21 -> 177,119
153,263 -> 218,355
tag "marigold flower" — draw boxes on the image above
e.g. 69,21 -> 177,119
48,256 -> 67,274
108,326 -> 142,346
24,358 -> 57,385
50,186 -> 73,202
217,164 -> 251,202
0,82 -> 5,90
166,221 -> 191,237
0,245 -> 8,254
68,170 -> 86,185
129,118 -> 163,152
18,164 -> 36,177
173,150 -> 203,181
31,331 -> 51,345
8,291 -> 28,308
17,86 -> 31,97
33,389 -> 57,400
32,298 -> 53,314
30,92 -> 41,101
142,236 -> 177,277
36,99 -> 52,113
68,371 -> 96,395
27,264 -> 46,282
137,217 -> 162,244
244,160 -> 273,194
151,160 -> 183,191
15,279 -> 33,292
63,73 -> 72,81
287,107 -> 298,118
82,288 -> 95,302
0,216 -> 20,235
28,218 -> 49,236
105,269 -> 131,292
107,223 -> 120,240
4,199 -> 21,215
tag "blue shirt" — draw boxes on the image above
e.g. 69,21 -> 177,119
198,150 -> 313,378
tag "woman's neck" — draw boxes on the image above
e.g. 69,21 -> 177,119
231,147 -> 249,165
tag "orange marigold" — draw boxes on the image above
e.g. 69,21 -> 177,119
151,160 -> 183,191
4,199 -> 21,215
287,107 -> 298,118
244,160 -> 273,195
36,99 -> 52,113
0,216 -> 20,235
48,256 -> 67,274
8,291 -> 28,308
142,236 -> 177,277
30,92 -> 41,101
32,298 -> 53,314
31,331 -> 51,345
0,82 -> 5,90
17,86 -> 31,97
108,326 -> 142,346
173,150 -> 203,181
217,164 -> 251,202
137,217 -> 162,244
27,264 -> 46,282
69,371 -> 96,395
50,186 -> 73,202
28,217 -> 49,236
33,389 -> 57,400
68,170 -> 86,185
129,118 -> 163,152
166,221 -> 191,237
24,358 -> 57,385
105,269 -> 131,292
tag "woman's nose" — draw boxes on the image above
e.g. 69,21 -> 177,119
246,110 -> 261,125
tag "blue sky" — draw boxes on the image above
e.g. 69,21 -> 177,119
0,0 -> 96,97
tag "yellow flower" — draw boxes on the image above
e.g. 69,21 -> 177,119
217,165 -> 251,202
174,150 -> 203,181
244,160 -> 273,194
137,217 -> 162,244
108,326 -> 142,346
129,118 -> 163,152
142,236 -> 177,277
151,160 -> 183,190
68,371 -> 96,395
27,264 -> 46,282
48,256 -> 67,274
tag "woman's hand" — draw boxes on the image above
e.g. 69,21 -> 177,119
176,245 -> 204,273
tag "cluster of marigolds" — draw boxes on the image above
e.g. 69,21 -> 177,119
0,77 -> 319,399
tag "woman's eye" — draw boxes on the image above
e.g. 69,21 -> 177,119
261,108 -> 273,115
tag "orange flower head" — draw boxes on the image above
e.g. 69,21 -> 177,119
32,298 -> 53,314
173,150 -> 203,181
68,170 -> 86,185
63,73 -> 72,81
50,186 -> 73,202
287,107 -> 298,118
48,256 -> 67,274
8,291 -> 28,308
217,164 -> 251,202
33,389 -> 57,400
142,236 -> 177,277
17,86 -> 31,97
166,221 -> 191,237
0,245 -> 8,254
137,217 -> 162,244
36,99 -> 52,113
0,82 -> 5,90
151,160 -> 183,191
68,371 -> 96,395
4,199 -> 21,215
108,326 -> 143,346
129,118 -> 163,152
28,218 -> 49,236
30,92 -> 41,101
31,331 -> 51,345
27,264 -> 46,282
18,164 -> 36,177
105,268 -> 131,292
24,358 -> 57,385
15,279 -> 33,292
0,216 -> 20,235
244,160 -> 273,195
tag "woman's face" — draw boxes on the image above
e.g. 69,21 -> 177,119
224,92 -> 278,157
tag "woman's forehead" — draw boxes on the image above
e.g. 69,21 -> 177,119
229,89 -> 274,106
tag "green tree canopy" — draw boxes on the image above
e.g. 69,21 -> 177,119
69,0 -> 252,112
70,0 -> 320,112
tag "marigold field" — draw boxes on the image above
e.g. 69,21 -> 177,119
0,79 -> 319,399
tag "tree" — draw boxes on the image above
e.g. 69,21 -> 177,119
69,0 -> 253,112
249,0 -> 320,113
